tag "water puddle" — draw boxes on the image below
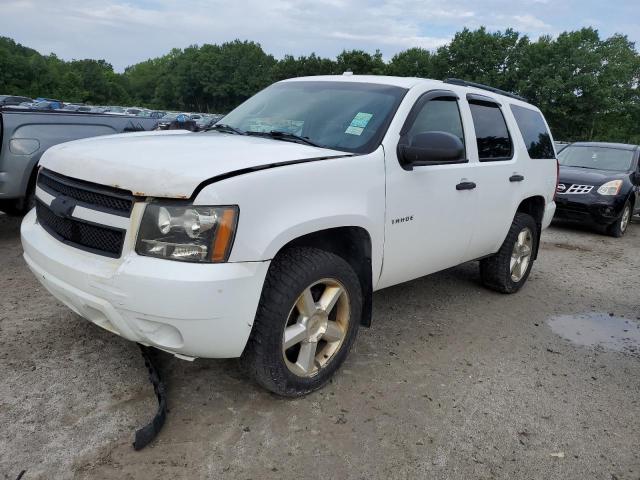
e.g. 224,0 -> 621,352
547,313 -> 640,356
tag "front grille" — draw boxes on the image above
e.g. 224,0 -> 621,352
36,168 -> 132,257
36,200 -> 125,257
38,169 -> 133,215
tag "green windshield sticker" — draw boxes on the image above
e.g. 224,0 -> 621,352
345,112 -> 373,135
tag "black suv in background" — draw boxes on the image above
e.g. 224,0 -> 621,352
555,142 -> 640,237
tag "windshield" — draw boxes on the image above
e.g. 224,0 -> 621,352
218,81 -> 407,153
558,145 -> 634,172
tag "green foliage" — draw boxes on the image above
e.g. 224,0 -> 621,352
1,28 -> 639,143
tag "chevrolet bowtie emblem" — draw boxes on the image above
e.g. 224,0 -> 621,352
49,195 -> 76,219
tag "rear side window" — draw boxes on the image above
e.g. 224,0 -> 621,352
510,105 -> 554,159
469,102 -> 512,161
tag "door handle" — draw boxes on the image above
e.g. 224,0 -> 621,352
509,174 -> 525,182
456,181 -> 476,191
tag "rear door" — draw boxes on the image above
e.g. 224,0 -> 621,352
463,94 -> 521,260
378,89 -> 478,289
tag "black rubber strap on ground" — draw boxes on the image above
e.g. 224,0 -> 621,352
133,344 -> 167,450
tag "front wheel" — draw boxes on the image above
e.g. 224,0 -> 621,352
480,212 -> 538,293
241,247 -> 362,397
607,201 -> 631,238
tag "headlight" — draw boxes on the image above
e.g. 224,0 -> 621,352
136,203 -> 239,263
597,180 -> 623,196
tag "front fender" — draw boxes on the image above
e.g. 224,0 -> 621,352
193,149 -> 386,280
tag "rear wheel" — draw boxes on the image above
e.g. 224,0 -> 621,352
241,247 -> 362,397
607,201 -> 631,238
480,213 -> 538,293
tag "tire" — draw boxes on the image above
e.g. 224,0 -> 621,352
0,197 -> 30,216
0,179 -> 36,217
241,247 -> 362,397
607,201 -> 631,238
480,212 -> 538,294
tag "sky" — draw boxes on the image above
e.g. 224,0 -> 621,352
1,0 -> 639,71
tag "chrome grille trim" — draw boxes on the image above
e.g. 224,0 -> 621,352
557,183 -> 593,194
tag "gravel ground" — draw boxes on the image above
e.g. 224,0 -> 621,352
1,213 -> 639,480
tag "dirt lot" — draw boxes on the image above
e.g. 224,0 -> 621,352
1,213 -> 639,480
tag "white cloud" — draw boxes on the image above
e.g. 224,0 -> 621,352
0,0 -> 637,71
511,14 -> 551,30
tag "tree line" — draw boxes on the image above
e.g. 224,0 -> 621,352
1,27 -> 639,143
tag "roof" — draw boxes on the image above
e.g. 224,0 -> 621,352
282,74 -> 431,89
569,142 -> 639,151
281,75 -> 533,107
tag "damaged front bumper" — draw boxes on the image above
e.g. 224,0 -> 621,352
21,209 -> 270,359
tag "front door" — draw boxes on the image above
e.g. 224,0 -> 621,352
378,90 -> 478,289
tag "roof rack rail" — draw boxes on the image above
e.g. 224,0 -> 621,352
443,78 -> 527,102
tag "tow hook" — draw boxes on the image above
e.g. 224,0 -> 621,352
133,344 -> 168,450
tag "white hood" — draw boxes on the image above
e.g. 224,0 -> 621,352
40,130 -> 347,198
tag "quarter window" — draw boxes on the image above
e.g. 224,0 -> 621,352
406,98 -> 465,146
469,102 -> 512,161
510,105 -> 555,159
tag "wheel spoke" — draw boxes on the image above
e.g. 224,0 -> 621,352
295,341 -> 318,373
516,258 -> 524,280
517,230 -> 527,246
323,321 -> 344,343
521,245 -> 531,258
296,287 -> 317,317
284,323 -> 308,349
318,285 -> 343,314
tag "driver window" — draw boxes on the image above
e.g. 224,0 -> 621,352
407,98 -> 465,146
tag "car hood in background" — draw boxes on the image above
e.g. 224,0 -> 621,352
558,165 -> 630,186
40,130 -> 348,199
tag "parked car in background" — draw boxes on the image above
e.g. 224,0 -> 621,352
0,110 -> 159,215
0,95 -> 33,107
20,75 -> 557,396
104,106 -> 126,115
195,113 -> 224,131
156,112 -> 191,129
555,142 -> 640,236
31,99 -> 63,110
63,104 -> 93,112
125,108 -> 143,116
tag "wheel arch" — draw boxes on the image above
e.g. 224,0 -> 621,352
275,226 -> 374,327
625,190 -> 635,211
516,195 -> 545,260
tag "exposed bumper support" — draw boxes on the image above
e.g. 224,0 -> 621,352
133,344 -> 167,450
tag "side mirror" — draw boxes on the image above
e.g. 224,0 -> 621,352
633,171 -> 640,184
398,131 -> 465,170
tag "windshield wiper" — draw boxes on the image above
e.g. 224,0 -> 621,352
248,130 -> 322,147
205,123 -> 246,135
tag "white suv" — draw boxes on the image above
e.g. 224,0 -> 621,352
21,75 -> 557,396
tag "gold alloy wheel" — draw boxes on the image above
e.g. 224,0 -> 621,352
510,227 -> 533,282
282,278 -> 350,378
